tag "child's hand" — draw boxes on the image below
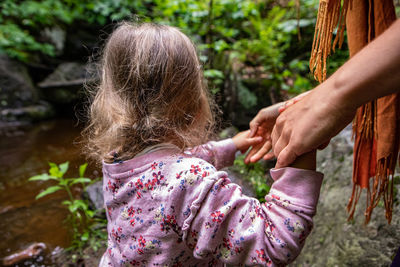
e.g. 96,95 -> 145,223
232,130 -> 263,154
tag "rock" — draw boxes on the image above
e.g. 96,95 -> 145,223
85,181 -> 104,211
39,62 -> 91,85
0,54 -> 39,108
2,242 -> 46,266
0,101 -> 55,122
290,125 -> 400,267
38,62 -> 98,104
42,27 -> 66,56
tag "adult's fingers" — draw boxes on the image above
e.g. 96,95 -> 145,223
249,123 -> 258,138
249,108 -> 268,137
263,151 -> 275,160
271,120 -> 287,158
275,145 -> 297,168
272,135 -> 286,160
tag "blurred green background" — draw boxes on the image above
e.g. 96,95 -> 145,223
0,0 -> 352,127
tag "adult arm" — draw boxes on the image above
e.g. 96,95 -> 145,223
272,19 -> 400,168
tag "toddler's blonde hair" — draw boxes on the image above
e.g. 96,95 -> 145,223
84,22 -> 216,163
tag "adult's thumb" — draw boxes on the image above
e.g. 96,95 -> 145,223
249,123 -> 258,137
275,146 -> 297,168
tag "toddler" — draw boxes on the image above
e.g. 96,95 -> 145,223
85,22 -> 324,266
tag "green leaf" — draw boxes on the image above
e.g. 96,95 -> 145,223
29,173 -> 54,181
36,185 -> 63,199
204,69 -> 224,79
81,231 -> 89,241
48,162 -> 58,168
62,200 -> 72,206
59,179 -> 69,186
86,210 -> 95,218
71,199 -> 89,212
49,162 -> 61,178
79,163 -> 88,177
70,178 -> 92,185
59,162 -> 69,176
68,205 -> 76,213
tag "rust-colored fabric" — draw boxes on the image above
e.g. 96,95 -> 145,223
347,0 -> 398,224
311,0 -> 399,224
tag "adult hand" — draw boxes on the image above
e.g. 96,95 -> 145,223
271,88 -> 357,168
245,92 -> 310,164
244,103 -> 282,164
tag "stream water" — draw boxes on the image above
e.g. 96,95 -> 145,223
0,119 -> 99,266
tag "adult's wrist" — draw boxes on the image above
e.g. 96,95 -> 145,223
325,69 -> 360,114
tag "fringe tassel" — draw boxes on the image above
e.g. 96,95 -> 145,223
350,101 -> 395,224
361,156 -> 394,224
309,0 -> 350,83
376,156 -> 394,224
347,182 -> 362,221
360,102 -> 375,139
348,101 -> 376,223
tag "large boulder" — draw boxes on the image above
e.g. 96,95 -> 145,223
0,55 -> 54,123
0,54 -> 39,108
38,62 -> 98,104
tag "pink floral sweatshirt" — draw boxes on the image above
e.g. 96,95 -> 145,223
100,139 -> 323,266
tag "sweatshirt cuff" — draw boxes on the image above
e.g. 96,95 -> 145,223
213,138 -> 237,168
269,167 -> 324,208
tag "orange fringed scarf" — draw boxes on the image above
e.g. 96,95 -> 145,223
310,0 -> 399,224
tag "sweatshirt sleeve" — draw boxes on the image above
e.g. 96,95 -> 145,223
184,139 -> 237,170
181,166 -> 323,266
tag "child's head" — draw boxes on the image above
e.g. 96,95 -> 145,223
85,22 -> 216,163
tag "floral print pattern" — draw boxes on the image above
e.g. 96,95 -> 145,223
100,139 -> 324,266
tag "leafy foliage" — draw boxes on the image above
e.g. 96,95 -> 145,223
0,0 -> 144,61
149,0 -> 321,106
29,162 -> 106,254
0,0 -> 351,112
233,155 -> 271,202
0,0 -> 350,104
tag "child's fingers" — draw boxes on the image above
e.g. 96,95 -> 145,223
244,143 -> 261,164
241,136 -> 263,153
236,132 -> 262,153
250,140 -> 272,163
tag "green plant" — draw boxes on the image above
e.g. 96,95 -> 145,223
233,155 -> 271,202
29,162 -> 106,254
1,0 -> 350,123
0,0 -> 148,61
